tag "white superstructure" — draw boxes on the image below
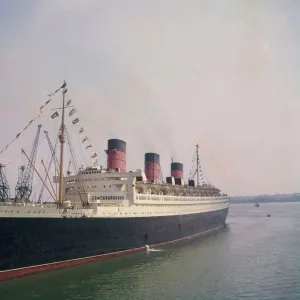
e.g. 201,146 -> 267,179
0,168 -> 229,220
54,167 -> 229,217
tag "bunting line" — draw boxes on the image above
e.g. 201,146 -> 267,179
0,81 -> 98,164
0,82 -> 66,155
62,97 -> 98,161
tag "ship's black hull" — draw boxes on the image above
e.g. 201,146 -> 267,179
0,207 -> 228,279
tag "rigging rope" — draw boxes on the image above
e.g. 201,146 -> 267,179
65,127 -> 88,205
38,136 -> 59,203
0,82 -> 66,156
64,97 -> 98,164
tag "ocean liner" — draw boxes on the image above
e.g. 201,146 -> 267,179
0,82 -> 229,280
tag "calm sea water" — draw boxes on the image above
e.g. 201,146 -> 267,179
1,202 -> 300,300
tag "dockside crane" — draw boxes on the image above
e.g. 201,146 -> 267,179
15,125 -> 42,202
0,164 -> 10,202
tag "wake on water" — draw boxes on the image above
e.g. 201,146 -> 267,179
145,245 -> 163,252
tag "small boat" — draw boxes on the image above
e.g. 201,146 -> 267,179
255,203 -> 260,207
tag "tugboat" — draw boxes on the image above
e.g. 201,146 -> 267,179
255,202 -> 260,207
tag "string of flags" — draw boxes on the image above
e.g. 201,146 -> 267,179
69,102 -> 97,159
0,82 -> 67,155
51,111 -> 59,119
68,100 -> 98,159
69,108 -> 76,116
50,90 -> 98,161
0,81 -> 98,163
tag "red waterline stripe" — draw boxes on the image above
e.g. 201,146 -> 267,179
0,225 -> 222,281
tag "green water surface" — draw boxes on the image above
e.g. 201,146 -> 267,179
1,202 -> 299,300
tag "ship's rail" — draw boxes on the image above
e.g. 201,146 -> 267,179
134,194 -> 229,205
134,182 -> 225,197
136,195 -> 228,201
0,202 -> 57,208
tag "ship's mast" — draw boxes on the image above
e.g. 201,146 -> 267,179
58,81 -> 67,206
196,143 -> 200,187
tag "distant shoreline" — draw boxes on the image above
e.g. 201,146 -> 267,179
231,194 -> 300,204
231,200 -> 300,204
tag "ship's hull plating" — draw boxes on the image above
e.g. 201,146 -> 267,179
0,207 -> 228,280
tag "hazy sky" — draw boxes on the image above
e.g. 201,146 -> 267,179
0,0 -> 300,197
